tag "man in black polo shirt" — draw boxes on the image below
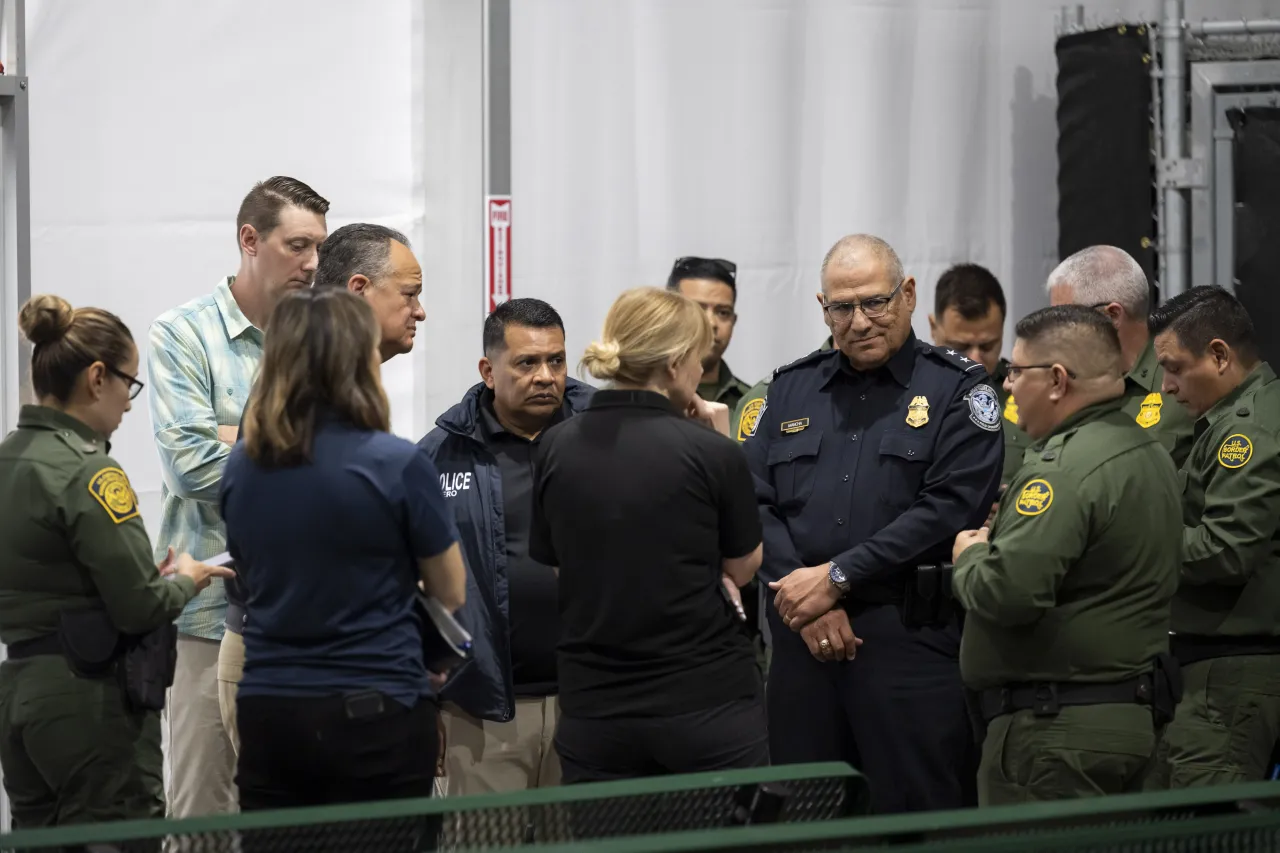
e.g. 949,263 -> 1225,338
419,298 -> 592,794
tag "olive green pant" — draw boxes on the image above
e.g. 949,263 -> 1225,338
0,656 -> 163,828
1152,655 -> 1280,788
978,704 -> 1156,805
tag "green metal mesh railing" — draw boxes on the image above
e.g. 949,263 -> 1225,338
507,779 -> 1280,853
0,762 -> 867,852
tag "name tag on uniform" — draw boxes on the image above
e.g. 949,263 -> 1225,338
781,418 -> 810,434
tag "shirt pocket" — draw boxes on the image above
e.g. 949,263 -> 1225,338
766,430 -> 823,512
212,384 -> 247,428
877,432 -> 934,515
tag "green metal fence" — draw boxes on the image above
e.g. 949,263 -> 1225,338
0,762 -> 868,852
509,779 -> 1280,853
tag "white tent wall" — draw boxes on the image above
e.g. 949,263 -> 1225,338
511,0 -> 1280,391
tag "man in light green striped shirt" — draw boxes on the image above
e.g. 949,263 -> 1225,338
147,176 -> 329,817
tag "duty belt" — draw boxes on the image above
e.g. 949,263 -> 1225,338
979,675 -> 1154,724
1171,634 -> 1280,666
5,633 -> 63,660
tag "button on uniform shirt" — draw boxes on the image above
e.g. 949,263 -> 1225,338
1122,339 -> 1195,469
478,396 -> 560,697
530,390 -> 763,719
1174,363 -> 1280,642
743,335 -> 1003,595
953,398 -> 1181,689
148,276 -> 263,641
0,406 -> 197,644
220,417 -> 458,708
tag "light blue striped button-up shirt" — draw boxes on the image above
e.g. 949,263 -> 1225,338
148,276 -> 264,641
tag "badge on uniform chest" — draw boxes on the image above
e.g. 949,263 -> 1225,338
780,418 -> 810,434
1136,393 -> 1162,428
906,396 -> 929,428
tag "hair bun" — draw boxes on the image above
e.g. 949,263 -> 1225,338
582,338 -> 623,380
18,294 -> 74,346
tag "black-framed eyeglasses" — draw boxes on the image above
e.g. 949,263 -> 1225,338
107,365 -> 146,400
822,279 -> 905,322
1006,363 -> 1077,381
672,256 -> 737,281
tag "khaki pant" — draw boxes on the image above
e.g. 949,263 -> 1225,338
217,630 -> 244,757
1155,655 -> 1280,788
441,696 -> 561,796
978,704 -> 1156,805
166,635 -> 238,817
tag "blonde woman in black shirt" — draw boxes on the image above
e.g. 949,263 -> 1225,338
531,286 -> 766,782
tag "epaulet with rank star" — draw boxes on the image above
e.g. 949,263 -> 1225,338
921,343 -> 987,374
772,347 -> 838,379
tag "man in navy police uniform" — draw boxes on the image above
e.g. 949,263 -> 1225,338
744,234 -> 1003,813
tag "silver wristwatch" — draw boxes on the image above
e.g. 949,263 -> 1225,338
828,560 -> 850,595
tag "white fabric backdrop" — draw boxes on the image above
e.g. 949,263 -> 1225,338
511,0 -> 1280,391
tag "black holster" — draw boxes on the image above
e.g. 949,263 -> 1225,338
902,563 -> 956,629
57,608 -> 121,677
1149,652 -> 1183,727
118,623 -> 179,713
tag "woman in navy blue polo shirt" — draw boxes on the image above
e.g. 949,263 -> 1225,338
220,288 -> 466,809
532,287 -> 767,782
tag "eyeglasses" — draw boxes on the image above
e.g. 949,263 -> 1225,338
672,256 -> 737,282
822,279 -> 905,322
1006,363 -> 1077,381
107,365 -> 146,400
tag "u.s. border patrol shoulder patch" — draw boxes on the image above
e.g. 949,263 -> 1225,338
967,384 -> 1001,432
1015,479 -> 1054,516
738,398 -> 766,442
88,467 -> 140,525
1218,434 -> 1253,469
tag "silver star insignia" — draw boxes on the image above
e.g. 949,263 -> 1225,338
946,350 -> 956,356
960,357 -> 971,363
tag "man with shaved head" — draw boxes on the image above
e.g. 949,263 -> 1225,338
1047,245 -> 1194,466
745,234 -> 1003,813
951,304 -> 1181,805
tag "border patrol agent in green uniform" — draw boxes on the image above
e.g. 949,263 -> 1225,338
952,305 -> 1181,805
0,296 -> 230,828
1046,245 -> 1195,468
1147,286 -> 1280,787
667,256 -> 751,412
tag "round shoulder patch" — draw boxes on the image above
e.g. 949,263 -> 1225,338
87,466 -> 140,525
738,398 -> 766,442
1015,479 -> 1054,516
967,384 -> 1001,432
1219,434 -> 1253,469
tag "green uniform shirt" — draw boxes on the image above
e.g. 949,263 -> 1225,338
953,397 -> 1181,690
992,359 -> 1033,486
1173,363 -> 1280,638
0,406 -> 197,645
1122,339 -> 1195,468
731,338 -> 835,443
697,360 -> 751,413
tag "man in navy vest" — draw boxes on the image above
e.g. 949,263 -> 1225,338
419,298 -> 592,794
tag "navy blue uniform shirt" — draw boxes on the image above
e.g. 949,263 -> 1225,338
221,417 -> 458,707
743,333 -> 1003,599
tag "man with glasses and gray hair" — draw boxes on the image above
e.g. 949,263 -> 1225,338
743,234 -> 1003,814
1046,245 -> 1194,466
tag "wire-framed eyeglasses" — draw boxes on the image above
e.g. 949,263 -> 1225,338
822,279 -> 905,322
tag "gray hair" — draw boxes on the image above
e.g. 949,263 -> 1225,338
313,223 -> 411,290
821,234 -> 905,289
1046,245 -> 1150,317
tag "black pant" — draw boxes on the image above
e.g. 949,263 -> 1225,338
767,602 -> 971,814
555,695 -> 769,783
237,692 -> 439,809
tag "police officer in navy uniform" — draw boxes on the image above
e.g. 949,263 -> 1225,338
746,234 -> 1003,814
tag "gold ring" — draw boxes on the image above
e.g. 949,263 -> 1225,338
819,638 -> 831,650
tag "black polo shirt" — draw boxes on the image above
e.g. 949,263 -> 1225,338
531,389 -> 763,719
478,395 -> 560,697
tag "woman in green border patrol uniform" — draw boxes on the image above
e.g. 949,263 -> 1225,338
0,295 -> 233,828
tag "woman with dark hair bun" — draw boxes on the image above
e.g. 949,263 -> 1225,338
0,295 -> 231,828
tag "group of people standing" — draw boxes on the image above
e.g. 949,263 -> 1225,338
0,173 -> 1277,831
